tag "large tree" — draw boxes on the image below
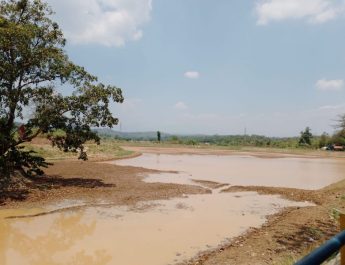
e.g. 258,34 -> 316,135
0,0 -> 123,182
331,114 -> 345,145
298,127 -> 313,146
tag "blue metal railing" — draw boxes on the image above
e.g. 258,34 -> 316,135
295,230 -> 345,265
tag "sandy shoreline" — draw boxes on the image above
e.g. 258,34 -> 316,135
1,146 -> 345,264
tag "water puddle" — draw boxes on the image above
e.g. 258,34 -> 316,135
0,192 -> 312,265
113,153 -> 345,189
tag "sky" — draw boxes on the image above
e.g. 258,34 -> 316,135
46,0 -> 345,137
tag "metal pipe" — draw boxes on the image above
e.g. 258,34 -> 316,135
295,230 -> 345,265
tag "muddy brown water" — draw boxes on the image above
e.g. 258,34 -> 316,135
0,192 -> 311,265
114,153 -> 345,190
2,153 -> 338,265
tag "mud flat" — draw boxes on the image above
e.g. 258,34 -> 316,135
1,147 -> 345,264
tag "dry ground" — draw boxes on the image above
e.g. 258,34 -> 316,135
0,161 -> 208,209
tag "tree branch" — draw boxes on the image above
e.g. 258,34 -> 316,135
12,128 -> 42,148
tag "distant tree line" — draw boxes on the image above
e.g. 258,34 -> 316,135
297,115 -> 345,149
99,132 -> 343,149
97,114 -> 345,150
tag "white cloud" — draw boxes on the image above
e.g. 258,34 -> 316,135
316,79 -> 344,91
256,0 -> 345,25
184,71 -> 200,79
174,101 -> 188,110
318,103 -> 345,110
47,0 -> 152,46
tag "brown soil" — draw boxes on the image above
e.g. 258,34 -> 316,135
0,160 -> 208,209
221,185 -> 325,205
192,179 -> 230,189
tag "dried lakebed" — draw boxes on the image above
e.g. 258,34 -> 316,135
2,153 -> 343,265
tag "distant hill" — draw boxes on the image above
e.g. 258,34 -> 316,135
93,129 -> 173,140
93,128 -> 224,141
93,128 -> 306,149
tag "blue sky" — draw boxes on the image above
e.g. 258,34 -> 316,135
47,0 -> 345,137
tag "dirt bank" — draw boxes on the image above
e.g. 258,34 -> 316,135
182,180 -> 345,265
0,160 -> 208,209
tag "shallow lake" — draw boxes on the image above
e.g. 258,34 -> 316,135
114,153 -> 345,190
0,192 -> 311,265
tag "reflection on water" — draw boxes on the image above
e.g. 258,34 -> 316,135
0,209 -> 111,265
113,153 -> 345,189
0,192 -> 312,265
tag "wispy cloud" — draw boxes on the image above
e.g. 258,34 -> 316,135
256,0 -> 345,25
47,0 -> 152,46
174,101 -> 188,110
316,79 -> 344,91
318,103 -> 345,110
184,71 -> 200,79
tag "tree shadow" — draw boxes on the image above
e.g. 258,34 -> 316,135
32,175 -> 115,189
0,174 -> 114,205
0,189 -> 29,205
274,220 -> 337,252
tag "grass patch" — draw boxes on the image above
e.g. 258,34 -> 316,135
23,139 -> 135,161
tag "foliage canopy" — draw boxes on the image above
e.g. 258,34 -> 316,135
298,127 -> 313,146
331,114 -> 345,145
0,0 -> 123,181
